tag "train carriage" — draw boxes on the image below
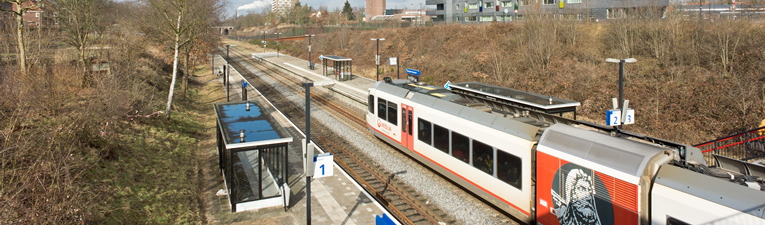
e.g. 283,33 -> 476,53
365,78 -> 765,225
366,80 -> 537,222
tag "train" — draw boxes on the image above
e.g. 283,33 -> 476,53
365,78 -> 765,225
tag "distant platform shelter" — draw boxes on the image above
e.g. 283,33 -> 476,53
451,82 -> 580,117
214,101 -> 293,212
322,55 -> 354,81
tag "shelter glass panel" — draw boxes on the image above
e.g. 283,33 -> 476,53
433,124 -> 449,153
378,97 -> 387,120
472,140 -> 494,175
497,150 -> 522,189
232,150 -> 259,203
418,118 -> 432,145
451,131 -> 470,163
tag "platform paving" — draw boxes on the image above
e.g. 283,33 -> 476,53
208,54 -> 397,225
251,52 -> 377,102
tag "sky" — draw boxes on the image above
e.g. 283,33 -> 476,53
229,0 -> 427,18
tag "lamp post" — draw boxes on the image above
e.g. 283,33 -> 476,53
225,44 -> 230,102
302,80 -> 334,225
261,31 -> 268,53
370,38 -> 385,81
605,57 -> 637,129
305,34 -> 315,69
275,32 -> 283,57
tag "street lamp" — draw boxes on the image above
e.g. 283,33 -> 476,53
370,38 -> 385,81
302,79 -> 334,225
305,34 -> 315,69
225,44 -> 231,102
605,57 -> 637,129
261,31 -> 268,53
275,32 -> 283,57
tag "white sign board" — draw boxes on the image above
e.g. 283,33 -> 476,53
606,108 -> 635,126
313,153 -> 333,178
606,109 -> 621,126
623,108 -> 635,125
389,57 -> 397,65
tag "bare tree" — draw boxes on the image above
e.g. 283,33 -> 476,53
0,0 -> 42,74
54,0 -> 107,87
145,0 -> 221,117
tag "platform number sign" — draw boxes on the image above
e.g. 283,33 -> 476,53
606,108 -> 635,126
313,153 -> 333,178
606,109 -> 621,126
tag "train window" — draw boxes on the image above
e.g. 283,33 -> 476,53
451,131 -> 469,163
472,140 -> 493,175
387,101 -> 398,125
418,119 -> 432,145
667,217 -> 691,225
377,97 -> 386,120
497,150 -> 522,189
368,95 -> 374,113
433,124 -> 449,153
407,111 -> 412,136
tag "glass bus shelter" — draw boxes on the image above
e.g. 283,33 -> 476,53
215,100 -> 293,212
322,55 -> 354,81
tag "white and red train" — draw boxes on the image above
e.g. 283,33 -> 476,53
365,79 -> 765,225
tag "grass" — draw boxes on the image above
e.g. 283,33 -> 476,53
84,70 -> 211,224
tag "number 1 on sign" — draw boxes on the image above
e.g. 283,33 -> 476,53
319,164 -> 325,175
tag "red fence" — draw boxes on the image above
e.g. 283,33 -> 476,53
694,126 -> 765,166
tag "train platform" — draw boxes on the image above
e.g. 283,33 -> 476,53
250,52 -> 376,105
208,54 -> 398,225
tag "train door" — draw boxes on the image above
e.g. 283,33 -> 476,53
401,104 -> 414,149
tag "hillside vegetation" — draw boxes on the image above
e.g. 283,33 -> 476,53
279,15 -> 765,145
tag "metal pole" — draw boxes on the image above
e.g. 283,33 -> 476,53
618,60 -> 624,129
397,57 -> 400,79
277,33 -> 281,58
302,82 -> 314,225
226,45 -> 230,102
376,39 -> 379,81
211,54 -> 214,76
308,35 -> 311,67
263,31 -> 266,53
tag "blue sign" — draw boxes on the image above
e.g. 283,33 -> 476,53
444,81 -> 451,90
319,55 -> 324,60
606,109 -> 621,126
406,68 -> 420,76
242,80 -> 247,88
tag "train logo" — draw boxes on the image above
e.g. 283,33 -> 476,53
377,118 -> 392,132
550,163 -> 614,225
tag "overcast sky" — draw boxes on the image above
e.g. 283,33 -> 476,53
229,0 -> 427,18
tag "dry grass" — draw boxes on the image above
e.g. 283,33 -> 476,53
280,17 -> 765,145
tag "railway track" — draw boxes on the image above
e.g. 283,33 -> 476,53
223,47 -> 456,225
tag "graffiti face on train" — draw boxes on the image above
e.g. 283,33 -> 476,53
550,163 -> 614,225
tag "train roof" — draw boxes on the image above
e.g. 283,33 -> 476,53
538,124 -> 670,181
656,165 -> 765,217
372,80 -> 542,141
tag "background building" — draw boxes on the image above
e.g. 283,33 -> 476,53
272,0 -> 293,17
426,0 -> 670,22
366,0 -> 386,21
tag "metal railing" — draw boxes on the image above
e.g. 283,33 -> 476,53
694,126 -> 765,166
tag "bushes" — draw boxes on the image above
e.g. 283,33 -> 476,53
281,17 -> 764,145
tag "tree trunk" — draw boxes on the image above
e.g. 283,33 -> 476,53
15,9 -> 26,74
80,45 -> 88,87
165,13 -> 183,118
